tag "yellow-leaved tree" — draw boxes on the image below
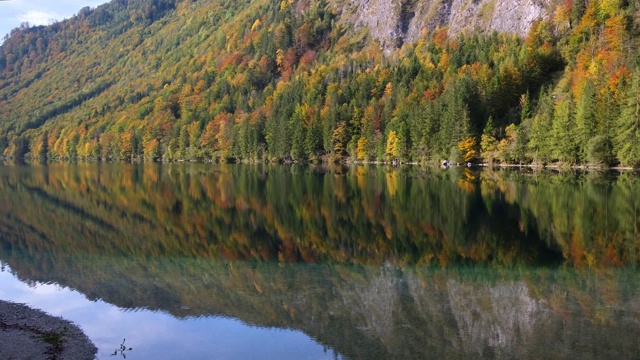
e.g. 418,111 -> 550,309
385,131 -> 400,162
458,136 -> 479,163
497,124 -> 518,163
356,137 -> 368,161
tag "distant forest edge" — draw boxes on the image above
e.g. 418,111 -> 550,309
1,0 -> 640,167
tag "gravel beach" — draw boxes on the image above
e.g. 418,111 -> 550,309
0,300 -> 97,359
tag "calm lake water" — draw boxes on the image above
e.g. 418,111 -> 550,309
1,163 -> 640,359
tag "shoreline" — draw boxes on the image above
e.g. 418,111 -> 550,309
3,157 -> 638,172
349,160 -> 637,172
0,300 -> 97,360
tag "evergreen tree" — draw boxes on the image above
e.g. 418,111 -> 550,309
290,106 -> 305,161
437,82 -> 471,158
520,91 -> 532,123
266,112 -> 290,161
305,119 -> 323,160
552,98 -> 578,163
529,88 -> 554,162
575,81 -> 598,162
480,116 -> 498,162
513,122 -> 529,164
615,72 -> 640,167
586,135 -> 614,166
570,0 -> 587,28
390,101 -> 411,161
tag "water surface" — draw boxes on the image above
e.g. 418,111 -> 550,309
0,163 -> 639,359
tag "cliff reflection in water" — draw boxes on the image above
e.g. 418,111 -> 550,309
0,163 -> 640,359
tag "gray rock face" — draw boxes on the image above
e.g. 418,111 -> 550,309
456,0 -> 548,36
331,0 -> 555,51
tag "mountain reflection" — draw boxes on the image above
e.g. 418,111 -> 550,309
0,164 -> 639,359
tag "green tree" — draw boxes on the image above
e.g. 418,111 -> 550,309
305,119 -> 323,160
615,72 -> 640,167
586,135 -> 614,166
520,91 -> 532,123
178,125 -> 189,160
290,106 -> 306,161
437,82 -> 471,158
513,123 -> 529,164
481,116 -> 498,162
575,81 -> 598,162
570,0 -> 587,28
529,88 -> 554,163
552,99 -> 578,163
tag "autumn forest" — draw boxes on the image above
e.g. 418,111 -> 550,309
1,0 -> 640,167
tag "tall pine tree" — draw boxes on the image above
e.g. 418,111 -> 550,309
575,81 -> 598,162
552,98 -> 578,163
615,71 -> 640,167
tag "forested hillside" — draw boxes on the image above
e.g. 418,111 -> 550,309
0,0 -> 639,167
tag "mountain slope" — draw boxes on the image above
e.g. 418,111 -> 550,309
0,0 -> 639,166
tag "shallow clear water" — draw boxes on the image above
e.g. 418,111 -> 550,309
0,163 -> 639,359
0,265 -> 337,360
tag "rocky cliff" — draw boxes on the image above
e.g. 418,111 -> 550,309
331,0 -> 556,50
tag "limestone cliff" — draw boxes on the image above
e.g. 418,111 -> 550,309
330,0 -> 557,50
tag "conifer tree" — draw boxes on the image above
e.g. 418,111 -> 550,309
552,98 -> 578,163
529,88 -> 554,162
305,119 -> 323,160
520,91 -> 532,123
513,123 -> 529,164
570,0 -> 587,28
290,105 -> 305,161
481,116 -> 498,162
615,72 -> 640,167
575,81 -> 598,162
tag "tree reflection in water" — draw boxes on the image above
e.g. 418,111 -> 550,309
0,163 -> 639,359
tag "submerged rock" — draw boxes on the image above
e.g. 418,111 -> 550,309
0,301 -> 97,360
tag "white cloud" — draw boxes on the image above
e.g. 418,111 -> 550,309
1,1 -> 108,41
17,10 -> 59,26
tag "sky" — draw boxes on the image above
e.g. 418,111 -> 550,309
0,0 -> 108,42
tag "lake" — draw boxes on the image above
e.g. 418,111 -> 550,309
0,163 -> 639,359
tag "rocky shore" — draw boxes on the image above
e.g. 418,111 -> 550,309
0,301 -> 96,360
